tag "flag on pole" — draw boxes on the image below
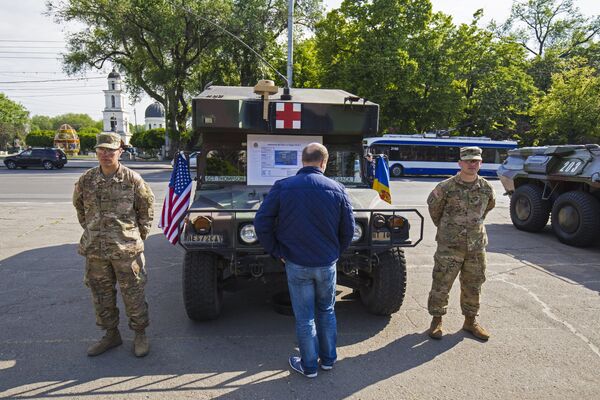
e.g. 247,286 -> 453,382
372,156 -> 392,204
159,152 -> 193,244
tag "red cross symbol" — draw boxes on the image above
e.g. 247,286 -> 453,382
275,102 -> 301,129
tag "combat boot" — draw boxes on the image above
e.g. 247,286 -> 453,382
133,330 -> 149,357
463,316 -> 490,341
428,316 -> 443,340
87,328 -> 122,356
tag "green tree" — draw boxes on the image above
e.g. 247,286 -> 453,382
30,115 -> 53,131
0,94 -> 29,151
130,128 -> 165,151
51,113 -> 97,131
531,62 -> 600,144
504,0 -> 600,58
48,0 -> 232,154
25,130 -> 55,147
78,132 -> 98,153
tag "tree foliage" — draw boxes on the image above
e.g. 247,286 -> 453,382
25,130 -> 55,148
531,62 -> 600,144
0,94 -> 29,150
130,128 -> 165,151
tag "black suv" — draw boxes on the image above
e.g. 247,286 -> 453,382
3,148 -> 67,170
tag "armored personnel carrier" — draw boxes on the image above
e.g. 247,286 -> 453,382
497,144 -> 600,247
178,80 -> 423,320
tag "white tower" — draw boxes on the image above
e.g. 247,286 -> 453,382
102,69 -> 131,144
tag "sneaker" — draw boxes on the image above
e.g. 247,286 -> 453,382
320,362 -> 334,371
288,356 -> 317,378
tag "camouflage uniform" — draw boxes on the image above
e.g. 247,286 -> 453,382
73,163 -> 154,332
427,173 -> 495,317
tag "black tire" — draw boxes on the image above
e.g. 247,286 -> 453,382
5,160 -> 17,170
509,184 -> 550,232
42,160 -> 54,170
551,191 -> 600,247
390,164 -> 404,177
182,251 -> 223,320
359,248 -> 407,315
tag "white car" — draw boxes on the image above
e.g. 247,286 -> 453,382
172,151 -> 198,168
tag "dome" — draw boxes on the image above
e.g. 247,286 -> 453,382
108,69 -> 121,79
145,102 -> 165,118
55,124 -> 78,140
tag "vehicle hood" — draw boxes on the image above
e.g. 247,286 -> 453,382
189,185 -> 390,211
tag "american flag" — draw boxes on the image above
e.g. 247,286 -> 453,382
159,152 -> 192,244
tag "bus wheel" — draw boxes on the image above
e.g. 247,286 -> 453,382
390,164 -> 403,177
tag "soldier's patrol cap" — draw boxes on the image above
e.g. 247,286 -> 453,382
95,133 -> 122,150
460,146 -> 483,161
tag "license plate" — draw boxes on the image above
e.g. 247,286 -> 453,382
372,230 -> 391,242
190,234 -> 224,244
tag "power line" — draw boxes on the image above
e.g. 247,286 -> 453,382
0,77 -> 106,84
0,39 -> 64,43
9,93 -> 101,98
0,56 -> 61,59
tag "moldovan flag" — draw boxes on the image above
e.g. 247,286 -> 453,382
372,156 -> 392,204
159,152 -> 192,244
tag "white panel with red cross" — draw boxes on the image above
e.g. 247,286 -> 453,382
275,102 -> 301,129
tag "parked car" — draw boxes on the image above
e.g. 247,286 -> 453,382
3,148 -> 67,170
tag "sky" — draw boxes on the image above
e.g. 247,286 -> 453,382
1,0 -> 600,122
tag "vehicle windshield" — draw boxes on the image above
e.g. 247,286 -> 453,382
200,145 -> 363,187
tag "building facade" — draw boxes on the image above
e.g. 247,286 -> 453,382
102,69 -> 131,144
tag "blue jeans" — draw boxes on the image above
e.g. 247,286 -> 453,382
285,260 -> 337,374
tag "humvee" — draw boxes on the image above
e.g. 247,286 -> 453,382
178,80 -> 423,320
497,144 -> 600,247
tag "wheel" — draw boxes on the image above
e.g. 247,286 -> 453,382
390,164 -> 404,177
359,248 -> 407,315
182,251 -> 223,320
551,191 -> 600,247
509,184 -> 550,232
42,160 -> 54,170
5,160 -> 17,170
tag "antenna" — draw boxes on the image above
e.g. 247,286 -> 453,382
179,4 -> 290,90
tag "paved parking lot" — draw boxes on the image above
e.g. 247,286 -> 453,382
0,168 -> 599,399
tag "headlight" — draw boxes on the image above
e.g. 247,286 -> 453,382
240,224 -> 258,244
388,216 -> 406,230
372,213 -> 386,228
192,216 -> 212,234
352,223 -> 363,242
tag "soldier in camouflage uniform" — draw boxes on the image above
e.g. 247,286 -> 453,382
426,146 -> 495,341
73,132 -> 155,357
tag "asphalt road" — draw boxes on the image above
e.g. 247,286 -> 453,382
0,167 -> 599,399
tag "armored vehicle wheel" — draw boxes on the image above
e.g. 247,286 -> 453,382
183,251 -> 223,320
43,160 -> 54,170
510,184 -> 551,232
551,191 -> 600,247
390,164 -> 404,177
359,248 -> 407,315
5,160 -> 16,170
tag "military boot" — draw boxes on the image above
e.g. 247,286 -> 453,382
463,316 -> 490,341
87,328 -> 122,356
133,331 -> 149,357
428,316 -> 443,340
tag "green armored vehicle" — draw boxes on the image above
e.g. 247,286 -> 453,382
497,144 -> 600,247
178,80 -> 423,320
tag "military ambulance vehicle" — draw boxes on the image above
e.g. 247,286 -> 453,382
497,144 -> 600,247
178,80 -> 423,320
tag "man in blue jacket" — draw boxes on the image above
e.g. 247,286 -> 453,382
255,142 -> 355,378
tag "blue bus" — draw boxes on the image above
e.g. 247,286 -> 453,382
364,134 -> 518,177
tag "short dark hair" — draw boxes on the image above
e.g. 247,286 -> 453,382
302,143 -> 328,164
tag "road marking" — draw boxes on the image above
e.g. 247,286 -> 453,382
492,276 -> 600,359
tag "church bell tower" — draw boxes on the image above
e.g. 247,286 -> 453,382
102,69 -> 131,144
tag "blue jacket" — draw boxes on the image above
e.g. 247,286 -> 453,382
254,166 -> 355,267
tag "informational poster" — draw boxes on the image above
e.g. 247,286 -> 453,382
247,134 -> 322,185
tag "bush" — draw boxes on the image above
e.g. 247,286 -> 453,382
130,128 -> 165,152
78,132 -> 97,153
25,130 -> 54,147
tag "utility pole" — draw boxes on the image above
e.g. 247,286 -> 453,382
286,0 -> 294,88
